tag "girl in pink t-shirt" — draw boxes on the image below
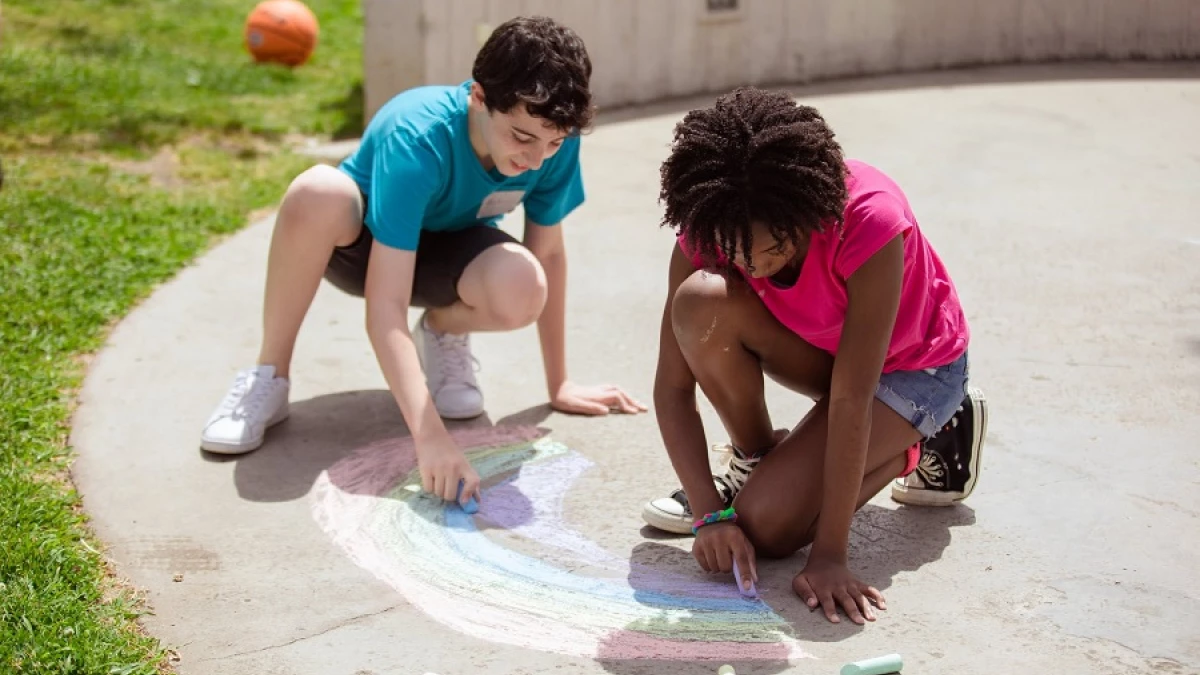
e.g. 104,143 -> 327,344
642,87 -> 988,625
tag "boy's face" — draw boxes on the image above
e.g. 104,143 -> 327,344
470,83 -> 569,177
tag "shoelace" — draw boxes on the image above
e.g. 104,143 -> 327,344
913,451 -> 946,487
912,404 -> 966,486
713,446 -> 760,496
220,371 -> 273,420
432,332 -> 479,389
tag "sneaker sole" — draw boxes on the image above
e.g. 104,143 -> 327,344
199,406 -> 290,455
891,386 -> 987,506
439,407 -> 485,421
640,502 -> 695,535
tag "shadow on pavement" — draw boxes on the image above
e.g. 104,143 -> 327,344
206,388 -> 553,503
768,502 -> 976,638
596,647 -> 793,675
596,503 -> 974,673
595,541 -> 795,675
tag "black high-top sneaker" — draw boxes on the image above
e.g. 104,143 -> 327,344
891,387 -> 988,506
640,444 -> 761,535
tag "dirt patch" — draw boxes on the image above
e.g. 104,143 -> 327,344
104,131 -> 282,189
247,205 -> 277,225
112,146 -> 182,190
202,132 -> 275,160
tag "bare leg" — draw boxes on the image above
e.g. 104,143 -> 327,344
423,242 -> 547,334
256,165 -> 363,379
670,269 -> 920,557
671,271 -> 833,457
735,398 -> 919,558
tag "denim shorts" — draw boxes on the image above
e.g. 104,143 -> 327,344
875,351 -> 969,440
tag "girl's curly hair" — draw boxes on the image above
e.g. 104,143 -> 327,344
659,87 -> 848,271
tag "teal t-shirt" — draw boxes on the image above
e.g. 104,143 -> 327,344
337,80 -> 585,251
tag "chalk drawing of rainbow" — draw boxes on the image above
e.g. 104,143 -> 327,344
311,425 -> 812,663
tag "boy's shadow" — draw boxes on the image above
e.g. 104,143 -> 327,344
204,389 -> 553,510
596,504 -> 972,674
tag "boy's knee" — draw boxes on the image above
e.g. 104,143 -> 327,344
481,245 -> 547,329
279,165 -> 361,236
286,165 -> 357,204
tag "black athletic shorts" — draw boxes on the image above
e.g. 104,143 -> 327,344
323,191 -> 520,307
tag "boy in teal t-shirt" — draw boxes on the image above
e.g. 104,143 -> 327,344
200,16 -> 645,505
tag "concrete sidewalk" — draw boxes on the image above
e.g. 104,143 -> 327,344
71,63 -> 1200,675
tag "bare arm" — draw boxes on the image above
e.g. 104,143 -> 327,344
654,243 -> 722,516
363,242 -> 445,443
363,241 -> 478,502
522,218 -> 568,397
523,217 -> 646,415
811,233 -> 905,562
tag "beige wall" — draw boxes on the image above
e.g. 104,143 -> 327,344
364,0 -> 1200,121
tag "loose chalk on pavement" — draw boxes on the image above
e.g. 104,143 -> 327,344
455,479 -> 479,514
840,653 -> 903,675
731,560 -> 757,598
717,665 -> 735,675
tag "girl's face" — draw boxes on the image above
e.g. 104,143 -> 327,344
732,223 -> 807,279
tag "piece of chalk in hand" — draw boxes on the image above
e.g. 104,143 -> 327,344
840,653 -> 903,675
455,479 -> 479,514
731,560 -> 757,598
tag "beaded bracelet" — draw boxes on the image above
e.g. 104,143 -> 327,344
692,506 -> 738,534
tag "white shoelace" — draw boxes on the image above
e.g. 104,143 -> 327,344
220,371 -> 274,420
713,446 -> 760,496
913,451 -> 947,487
431,331 -> 479,389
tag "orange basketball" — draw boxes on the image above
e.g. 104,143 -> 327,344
244,0 -> 319,67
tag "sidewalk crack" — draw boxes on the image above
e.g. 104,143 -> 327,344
200,603 -> 402,663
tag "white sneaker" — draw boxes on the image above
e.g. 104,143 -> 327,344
641,444 -> 763,535
413,312 -> 484,419
200,365 -> 290,454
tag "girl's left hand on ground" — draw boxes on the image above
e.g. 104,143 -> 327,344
792,557 -> 886,625
550,381 -> 647,415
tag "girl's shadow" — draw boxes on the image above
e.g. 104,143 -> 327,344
595,503 -> 973,673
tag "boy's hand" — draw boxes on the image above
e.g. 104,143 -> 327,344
550,380 -> 647,416
693,522 -> 758,589
414,432 -> 480,505
792,556 -> 885,625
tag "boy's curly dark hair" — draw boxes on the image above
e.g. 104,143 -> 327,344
659,87 -> 848,271
472,16 -> 593,134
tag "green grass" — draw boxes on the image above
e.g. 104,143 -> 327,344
1,1 -> 363,672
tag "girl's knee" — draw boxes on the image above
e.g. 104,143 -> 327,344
737,495 -> 810,559
670,270 -> 747,345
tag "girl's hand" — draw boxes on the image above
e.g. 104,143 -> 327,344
792,556 -> 885,625
693,522 -> 757,592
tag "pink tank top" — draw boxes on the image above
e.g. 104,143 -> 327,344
679,160 -> 968,373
